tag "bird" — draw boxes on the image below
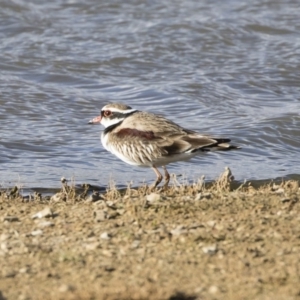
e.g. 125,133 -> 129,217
88,103 -> 240,189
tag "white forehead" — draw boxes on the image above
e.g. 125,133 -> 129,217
102,103 -> 137,114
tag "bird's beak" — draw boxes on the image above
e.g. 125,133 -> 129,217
88,115 -> 102,124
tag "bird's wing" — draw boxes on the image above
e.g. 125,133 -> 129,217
111,111 -> 238,158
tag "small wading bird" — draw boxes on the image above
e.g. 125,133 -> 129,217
89,103 -> 240,189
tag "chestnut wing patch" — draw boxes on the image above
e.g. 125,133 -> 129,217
116,128 -> 156,140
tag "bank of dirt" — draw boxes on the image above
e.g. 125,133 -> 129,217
0,178 -> 300,300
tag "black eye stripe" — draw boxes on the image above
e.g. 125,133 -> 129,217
101,110 -> 138,119
110,112 -> 128,119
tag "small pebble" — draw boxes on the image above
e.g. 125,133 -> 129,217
102,249 -> 113,257
116,209 -> 125,215
100,232 -> 111,240
31,230 -> 43,236
202,244 -> 218,254
3,216 -> 19,222
84,242 -> 100,251
0,242 -> 9,253
106,201 -> 115,207
31,207 -> 53,219
208,285 -> 219,294
195,193 -> 202,201
94,210 -> 107,222
146,193 -> 161,202
104,266 -> 115,272
37,221 -> 55,228
107,211 -> 119,219
280,198 -> 290,203
271,183 -> 280,191
3,270 -> 16,278
170,225 -> 186,236
195,192 -> 212,200
58,284 -> 74,293
50,192 -> 66,202
275,188 -> 285,194
202,192 -> 212,199
130,240 -> 140,249
0,233 -> 9,241
19,267 -> 28,274
206,220 -> 216,227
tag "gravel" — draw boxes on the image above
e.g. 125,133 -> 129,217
0,178 -> 299,300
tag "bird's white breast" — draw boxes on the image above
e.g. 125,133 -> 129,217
101,132 -> 144,167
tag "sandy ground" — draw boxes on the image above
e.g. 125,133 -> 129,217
0,176 -> 300,300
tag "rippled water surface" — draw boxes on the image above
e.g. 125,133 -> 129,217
1,0 -> 299,189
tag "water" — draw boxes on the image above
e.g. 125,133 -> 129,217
1,0 -> 299,190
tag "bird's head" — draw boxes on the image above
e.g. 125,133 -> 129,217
88,103 -> 137,128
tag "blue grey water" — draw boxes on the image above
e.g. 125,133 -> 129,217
0,0 -> 299,190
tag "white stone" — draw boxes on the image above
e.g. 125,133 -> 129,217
208,285 -> 219,294
170,225 -> 186,236
202,244 -> 217,254
37,221 -> 55,228
31,207 -> 53,219
275,188 -> 285,194
206,220 -> 216,227
100,232 -> 111,240
31,230 -> 43,236
146,193 -> 161,202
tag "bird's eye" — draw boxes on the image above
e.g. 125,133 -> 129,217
104,110 -> 112,117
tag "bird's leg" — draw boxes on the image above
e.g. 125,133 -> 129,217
162,166 -> 170,189
151,166 -> 163,190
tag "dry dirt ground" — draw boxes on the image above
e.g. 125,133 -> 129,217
0,176 -> 300,300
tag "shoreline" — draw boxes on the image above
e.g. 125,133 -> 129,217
1,171 -> 300,198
